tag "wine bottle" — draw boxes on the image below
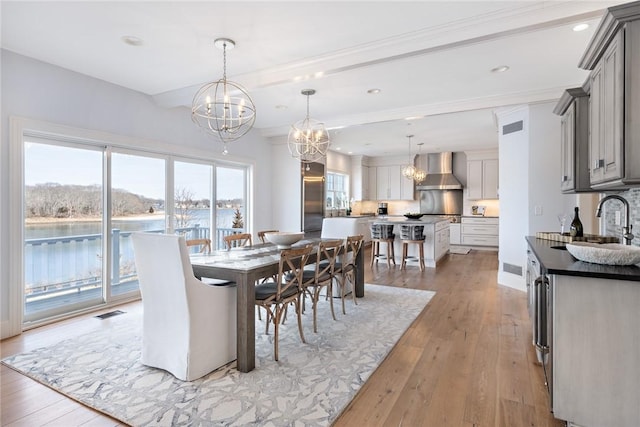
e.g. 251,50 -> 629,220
570,206 -> 583,238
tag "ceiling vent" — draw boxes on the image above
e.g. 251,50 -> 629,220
502,120 -> 523,135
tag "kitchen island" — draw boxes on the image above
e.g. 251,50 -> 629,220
525,237 -> 640,427
373,217 -> 450,268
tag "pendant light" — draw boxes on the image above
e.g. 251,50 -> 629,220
402,135 -> 417,179
413,143 -> 427,183
191,38 -> 256,152
288,89 -> 330,167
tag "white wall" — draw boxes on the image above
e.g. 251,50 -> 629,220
270,139 -> 304,232
497,102 -> 578,291
0,50 -> 275,338
496,106 -> 530,291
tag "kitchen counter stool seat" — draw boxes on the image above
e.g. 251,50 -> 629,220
370,224 -> 396,267
400,225 -> 425,271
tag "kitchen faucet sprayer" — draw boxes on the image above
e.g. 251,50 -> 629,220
595,195 -> 634,245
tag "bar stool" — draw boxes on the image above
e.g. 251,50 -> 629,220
370,224 -> 396,267
400,224 -> 425,271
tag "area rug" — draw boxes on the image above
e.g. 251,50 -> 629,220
2,284 -> 434,426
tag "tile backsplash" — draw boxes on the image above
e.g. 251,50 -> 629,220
600,188 -> 640,246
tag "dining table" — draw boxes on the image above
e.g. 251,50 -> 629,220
190,238 -> 365,373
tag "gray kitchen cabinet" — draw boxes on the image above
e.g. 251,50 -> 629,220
553,87 -> 591,193
588,30 -> 624,185
466,157 -> 498,200
578,2 -> 640,189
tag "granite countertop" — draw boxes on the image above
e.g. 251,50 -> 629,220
526,236 -> 640,282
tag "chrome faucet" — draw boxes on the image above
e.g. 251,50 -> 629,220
595,195 -> 634,245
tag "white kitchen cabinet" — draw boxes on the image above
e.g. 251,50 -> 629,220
449,223 -> 461,245
461,216 -> 498,247
434,221 -> 450,260
578,4 -> 640,189
350,156 -> 369,201
553,87 -> 591,193
466,157 -> 498,200
374,164 -> 414,201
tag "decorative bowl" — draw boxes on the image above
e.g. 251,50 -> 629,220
565,242 -> 640,266
404,213 -> 424,220
264,231 -> 304,249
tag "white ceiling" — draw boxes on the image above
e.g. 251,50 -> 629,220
1,1 -> 628,156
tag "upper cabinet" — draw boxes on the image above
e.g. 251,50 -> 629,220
354,155 -> 414,201
375,164 -> 414,200
553,87 -> 591,193
578,2 -> 640,190
350,155 -> 370,201
466,150 -> 499,200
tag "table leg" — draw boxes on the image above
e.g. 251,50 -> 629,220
235,273 -> 255,373
355,246 -> 365,298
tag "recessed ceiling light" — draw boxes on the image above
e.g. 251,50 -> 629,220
491,65 -> 510,73
275,104 -> 288,110
367,88 -> 381,94
314,71 -> 324,78
121,36 -> 144,46
573,23 -> 589,32
405,116 -> 422,120
335,147 -> 342,151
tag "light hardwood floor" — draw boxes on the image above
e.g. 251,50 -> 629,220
1,249 -> 566,426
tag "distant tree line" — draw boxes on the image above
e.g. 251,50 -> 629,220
25,183 -> 162,219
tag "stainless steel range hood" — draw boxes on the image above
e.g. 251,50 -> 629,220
415,152 -> 463,190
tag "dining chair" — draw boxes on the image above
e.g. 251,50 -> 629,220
333,235 -> 364,314
186,238 -> 212,254
255,244 -> 313,361
224,233 -> 253,250
131,232 -> 237,381
257,229 -> 279,243
186,237 -> 233,286
298,239 -> 343,333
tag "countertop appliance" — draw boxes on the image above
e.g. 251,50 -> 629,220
302,162 -> 325,238
377,203 -> 388,215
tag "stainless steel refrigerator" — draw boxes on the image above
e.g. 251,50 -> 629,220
302,162 -> 325,238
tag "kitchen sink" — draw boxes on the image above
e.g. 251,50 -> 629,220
550,245 -> 567,250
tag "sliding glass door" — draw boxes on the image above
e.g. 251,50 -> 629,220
110,151 -> 166,298
20,133 -> 250,326
24,140 -> 105,322
174,160 -> 213,249
215,166 -> 247,249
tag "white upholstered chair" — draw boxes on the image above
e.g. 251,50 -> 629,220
131,232 -> 237,381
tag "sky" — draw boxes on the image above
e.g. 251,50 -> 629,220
25,142 -> 244,200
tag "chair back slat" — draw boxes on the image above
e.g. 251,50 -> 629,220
186,238 -> 212,254
343,235 -> 364,264
224,233 -> 253,250
276,245 -> 313,301
257,229 -> 279,243
314,239 -> 343,280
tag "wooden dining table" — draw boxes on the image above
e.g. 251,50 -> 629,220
190,238 -> 365,373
